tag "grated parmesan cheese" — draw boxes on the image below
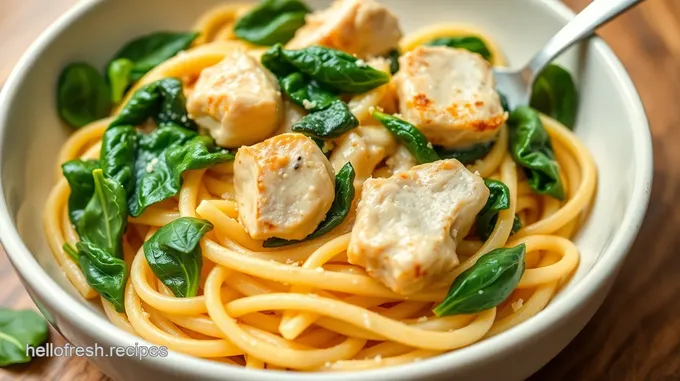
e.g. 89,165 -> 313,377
356,59 -> 367,67
511,298 -> 524,312
302,99 -> 317,110
322,140 -> 335,153
145,157 -> 159,173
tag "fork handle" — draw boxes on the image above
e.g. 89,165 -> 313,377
523,0 -> 645,83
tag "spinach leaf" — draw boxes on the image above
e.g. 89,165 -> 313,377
292,100 -> 358,139
279,72 -> 337,112
433,244 -> 526,316
385,48 -> 400,74
425,36 -> 492,61
61,159 -> 100,229
261,43 -> 297,77
110,78 -> 196,130
57,63 -> 112,128
372,111 -> 439,164
101,125 -> 138,196
0,309 -> 48,367
143,217 -> 213,297
262,44 -> 390,93
530,64 -> 578,129
476,179 -> 522,240
508,106 -> 565,200
76,241 -> 129,312
498,90 -> 510,112
63,243 -> 79,262
435,141 -> 494,165
77,169 -> 128,258
129,136 -> 234,217
109,32 -> 199,83
264,162 -> 355,247
234,0 -> 310,46
134,126 -> 198,182
476,180 -> 524,240
511,215 -> 523,234
107,58 -> 134,104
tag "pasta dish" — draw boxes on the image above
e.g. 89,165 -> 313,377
44,0 -> 596,371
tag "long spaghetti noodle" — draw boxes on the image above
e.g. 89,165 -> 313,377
43,2 -> 596,372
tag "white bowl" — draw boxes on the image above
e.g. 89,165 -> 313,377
0,0 -> 652,380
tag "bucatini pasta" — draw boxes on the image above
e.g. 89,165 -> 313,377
45,0 -> 595,371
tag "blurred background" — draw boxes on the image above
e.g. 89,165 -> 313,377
1,0 -> 678,380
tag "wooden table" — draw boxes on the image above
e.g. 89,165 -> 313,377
0,0 -> 678,379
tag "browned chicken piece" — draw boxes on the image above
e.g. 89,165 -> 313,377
186,50 -> 283,148
394,46 -> 507,149
234,133 -> 335,240
348,159 -> 489,295
287,0 -> 402,57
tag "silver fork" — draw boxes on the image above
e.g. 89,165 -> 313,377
494,0 -> 645,110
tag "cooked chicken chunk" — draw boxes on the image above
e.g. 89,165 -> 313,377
394,46 -> 507,148
287,0 -> 402,57
274,100 -> 306,135
186,50 -> 283,148
385,145 -> 417,174
348,159 -> 489,295
234,133 -> 335,241
330,125 -> 396,188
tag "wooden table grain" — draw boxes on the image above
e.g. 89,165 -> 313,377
0,0 -> 678,380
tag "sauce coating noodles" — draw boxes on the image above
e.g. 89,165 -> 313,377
43,3 -> 596,371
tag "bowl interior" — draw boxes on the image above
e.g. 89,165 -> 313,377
0,0 -> 651,379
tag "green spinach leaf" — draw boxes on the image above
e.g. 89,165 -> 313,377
234,0 -> 310,46
76,241 -> 129,312
385,48 -> 400,74
110,78 -> 196,130
0,309 -> 48,367
476,179 -> 522,240
133,126 -> 198,182
100,125 -> 138,196
264,162 -> 355,247
109,32 -> 199,82
435,141 -> 494,165
61,159 -> 100,229
143,217 -> 213,297
77,169 -> 128,258
511,215 -> 523,235
372,111 -> 439,164
129,136 -> 234,217
498,90 -> 510,112
63,243 -> 79,262
425,36 -> 492,61
292,99 -> 358,139
476,180 -> 524,240
279,72 -> 337,112
530,64 -> 578,129
57,63 -> 112,128
107,58 -> 134,104
433,244 -> 526,316
508,106 -> 565,200
262,44 -> 390,93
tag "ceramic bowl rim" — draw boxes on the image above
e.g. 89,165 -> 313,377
0,0 -> 653,379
